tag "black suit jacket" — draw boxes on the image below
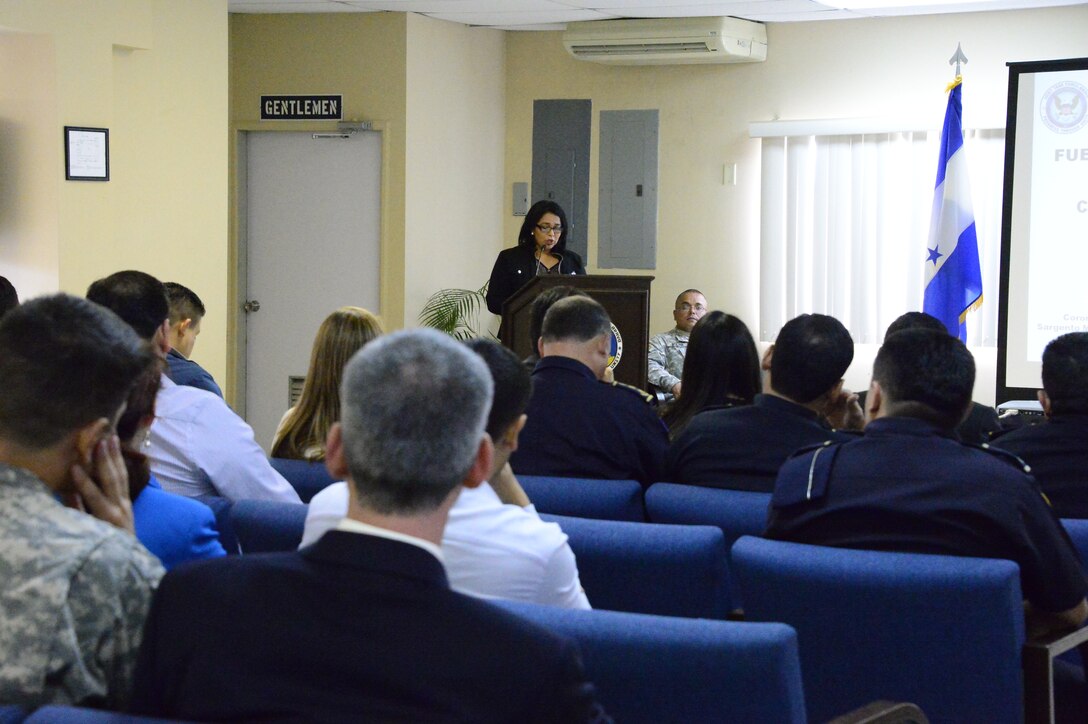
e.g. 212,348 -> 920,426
131,530 -> 605,723
485,244 -> 586,316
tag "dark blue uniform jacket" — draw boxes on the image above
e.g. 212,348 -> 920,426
767,416 -> 1087,614
511,356 -> 668,487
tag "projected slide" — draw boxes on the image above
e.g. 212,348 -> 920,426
999,58 -> 1088,400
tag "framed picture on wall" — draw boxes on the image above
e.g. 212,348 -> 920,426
64,126 -> 109,181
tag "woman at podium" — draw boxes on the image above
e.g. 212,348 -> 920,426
486,200 -> 586,316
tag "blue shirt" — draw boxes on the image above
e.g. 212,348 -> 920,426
133,476 -> 228,569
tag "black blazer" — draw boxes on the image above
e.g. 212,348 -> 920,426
131,530 -> 605,723
486,244 -> 586,316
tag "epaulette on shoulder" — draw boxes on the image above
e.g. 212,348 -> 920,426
772,439 -> 845,508
609,380 -> 656,405
973,442 -> 1033,476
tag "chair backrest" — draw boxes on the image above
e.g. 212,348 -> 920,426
645,483 -> 770,607
196,495 -> 238,555
269,457 -> 337,503
494,601 -> 806,724
230,500 -> 309,553
541,513 -> 731,619
732,536 -> 1025,723
0,706 -> 26,724
23,707 -> 177,723
517,475 -> 645,521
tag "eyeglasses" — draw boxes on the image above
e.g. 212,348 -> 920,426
676,303 -> 707,313
535,225 -> 563,236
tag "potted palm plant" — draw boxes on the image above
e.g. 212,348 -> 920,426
417,282 -> 491,340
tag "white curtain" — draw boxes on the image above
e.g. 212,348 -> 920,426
759,129 -> 1003,347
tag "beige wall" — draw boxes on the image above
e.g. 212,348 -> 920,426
0,29 -> 58,299
405,13 -> 505,330
504,5 -> 1088,404
229,12 -> 506,343
0,0 -> 229,382
229,12 -> 408,398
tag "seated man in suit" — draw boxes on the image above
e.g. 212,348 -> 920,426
0,295 -> 164,709
511,296 -> 669,487
163,281 -> 223,397
647,289 -> 708,401
87,271 -> 299,504
994,332 -> 1088,518
856,312 -> 1001,444
130,328 -> 606,722
302,337 -> 591,609
767,327 -> 1088,639
665,313 -> 862,492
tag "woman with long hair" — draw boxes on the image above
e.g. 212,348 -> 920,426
271,306 -> 384,461
661,311 -> 761,438
485,200 -> 586,317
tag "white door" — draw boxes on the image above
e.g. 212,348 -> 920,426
243,130 -> 381,452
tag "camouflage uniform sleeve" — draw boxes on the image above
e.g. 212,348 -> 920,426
647,333 -> 680,391
61,533 -> 164,709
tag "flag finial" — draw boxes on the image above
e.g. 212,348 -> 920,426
949,42 -> 968,79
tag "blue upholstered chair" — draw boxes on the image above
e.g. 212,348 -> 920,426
269,457 -> 337,503
541,513 -> 731,619
494,600 -> 807,724
0,706 -> 26,724
645,483 -> 770,608
732,536 -> 1026,723
23,708 -> 180,723
230,500 -> 308,553
517,475 -> 645,521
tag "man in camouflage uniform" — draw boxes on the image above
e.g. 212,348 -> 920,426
647,289 -> 708,400
0,294 -> 164,710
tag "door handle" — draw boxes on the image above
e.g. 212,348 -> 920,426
243,300 -> 261,313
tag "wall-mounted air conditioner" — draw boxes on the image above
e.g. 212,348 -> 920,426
562,16 -> 768,66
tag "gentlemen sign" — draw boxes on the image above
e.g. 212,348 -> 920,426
261,95 -> 343,121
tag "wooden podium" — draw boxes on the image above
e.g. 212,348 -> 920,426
499,275 -> 654,389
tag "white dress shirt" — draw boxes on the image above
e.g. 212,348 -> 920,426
303,482 -> 590,610
149,377 -> 301,503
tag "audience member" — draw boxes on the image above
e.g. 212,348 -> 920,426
271,306 -> 383,461
648,289 -> 708,400
163,282 -> 222,397
0,276 -> 17,319
660,311 -> 761,438
994,332 -> 1088,517
302,337 -> 590,609
87,271 -> 299,503
857,311 -> 1001,443
665,313 -> 861,491
522,285 -> 588,369
767,328 -> 1087,639
119,362 -> 228,568
0,294 -> 163,709
511,296 -> 668,486
131,329 -> 606,722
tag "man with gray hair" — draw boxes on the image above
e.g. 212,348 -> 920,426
131,329 -> 606,722
511,295 -> 668,486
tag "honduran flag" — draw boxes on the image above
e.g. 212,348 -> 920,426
923,78 -> 983,342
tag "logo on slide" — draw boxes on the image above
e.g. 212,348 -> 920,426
607,323 -> 623,370
1041,81 -> 1088,134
